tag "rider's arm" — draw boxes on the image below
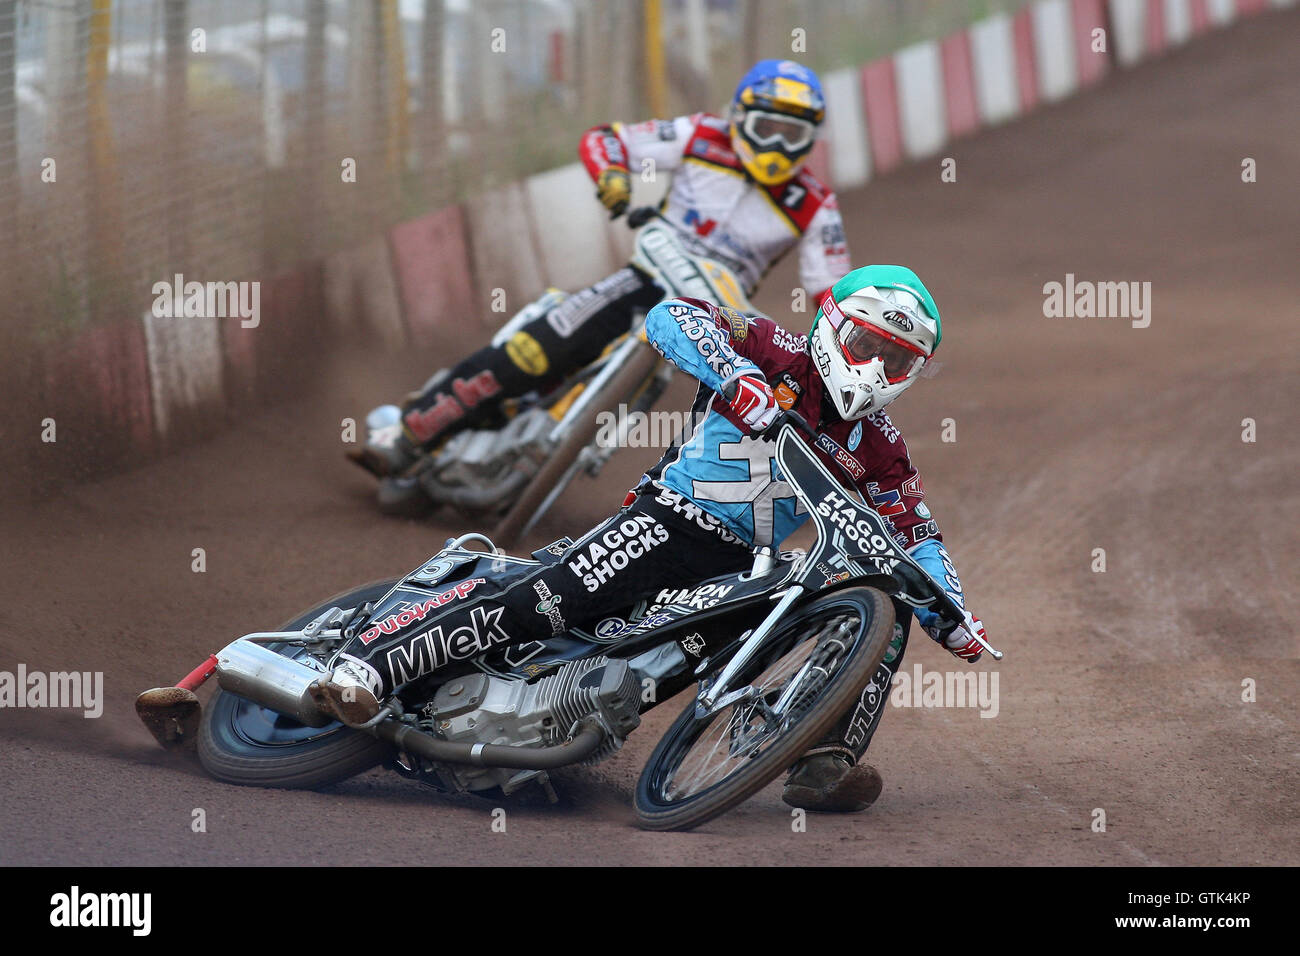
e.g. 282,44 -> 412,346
908,536 -> 987,661
847,424 -> 972,637
644,298 -> 762,394
580,116 -> 698,218
578,115 -> 697,183
908,539 -> 968,632
578,124 -> 631,181
797,193 -> 852,300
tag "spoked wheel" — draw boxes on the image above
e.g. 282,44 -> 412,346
634,587 -> 894,831
197,580 -> 398,789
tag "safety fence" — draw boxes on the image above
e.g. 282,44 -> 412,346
1,1 -> 1031,337
0,0 -> 1291,484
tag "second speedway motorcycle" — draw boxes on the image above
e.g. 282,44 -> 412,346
138,413 -> 1000,831
359,208 -> 756,544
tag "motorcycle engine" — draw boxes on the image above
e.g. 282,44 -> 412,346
413,656 -> 642,795
418,407 -> 555,514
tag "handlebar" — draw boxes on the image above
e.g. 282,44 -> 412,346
761,408 -> 817,444
626,205 -> 662,229
761,409 -> 1003,658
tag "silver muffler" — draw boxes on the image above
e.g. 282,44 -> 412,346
214,637 -> 333,727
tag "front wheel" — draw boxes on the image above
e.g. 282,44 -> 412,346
197,580 -> 399,789
634,587 -> 894,831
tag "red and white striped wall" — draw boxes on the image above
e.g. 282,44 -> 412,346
51,0 -> 1294,461
821,0 -> 1286,191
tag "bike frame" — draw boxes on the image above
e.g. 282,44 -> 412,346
485,213 -> 760,539
186,416 -> 1002,769
693,413 -> 1002,718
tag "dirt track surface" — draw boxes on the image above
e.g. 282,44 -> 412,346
2,12 -> 1297,866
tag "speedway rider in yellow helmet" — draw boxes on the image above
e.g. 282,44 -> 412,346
348,60 -> 852,518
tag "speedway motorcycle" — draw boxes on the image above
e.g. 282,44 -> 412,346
138,411 -> 1001,831
358,207 -> 756,544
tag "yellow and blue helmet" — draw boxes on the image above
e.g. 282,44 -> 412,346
729,59 -> 826,185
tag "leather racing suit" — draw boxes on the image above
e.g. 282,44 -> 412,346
340,297 -> 977,770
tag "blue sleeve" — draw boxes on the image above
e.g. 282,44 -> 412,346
645,299 -> 760,393
908,538 -> 968,634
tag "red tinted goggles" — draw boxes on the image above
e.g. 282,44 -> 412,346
820,290 -> 927,383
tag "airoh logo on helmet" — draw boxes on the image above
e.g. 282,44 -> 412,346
883,310 -> 914,332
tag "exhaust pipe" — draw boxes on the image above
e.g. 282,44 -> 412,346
432,468 -> 531,511
374,717 -> 606,770
214,639 -> 334,727
214,638 -> 608,769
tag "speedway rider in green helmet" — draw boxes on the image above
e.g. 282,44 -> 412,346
320,264 -> 990,813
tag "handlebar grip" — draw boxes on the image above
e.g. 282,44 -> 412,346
760,409 -> 817,442
626,206 -> 660,229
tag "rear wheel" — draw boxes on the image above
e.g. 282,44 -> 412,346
634,587 -> 894,831
197,580 -> 398,789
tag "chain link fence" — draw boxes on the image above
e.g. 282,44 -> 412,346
0,0 -> 1025,345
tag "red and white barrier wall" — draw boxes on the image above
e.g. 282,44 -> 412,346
29,0 -> 1293,474
821,0 -> 1291,190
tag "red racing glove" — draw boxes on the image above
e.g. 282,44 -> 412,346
939,617 -> 988,663
725,374 -> 780,432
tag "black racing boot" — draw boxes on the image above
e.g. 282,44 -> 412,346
784,603 -> 912,812
346,440 -> 416,478
782,750 -> 883,812
375,476 -> 435,517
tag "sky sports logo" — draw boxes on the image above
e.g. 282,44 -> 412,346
49,886 -> 151,936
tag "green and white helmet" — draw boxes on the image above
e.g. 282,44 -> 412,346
809,265 -> 942,420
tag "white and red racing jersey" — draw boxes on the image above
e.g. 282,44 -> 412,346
579,114 -> 850,297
